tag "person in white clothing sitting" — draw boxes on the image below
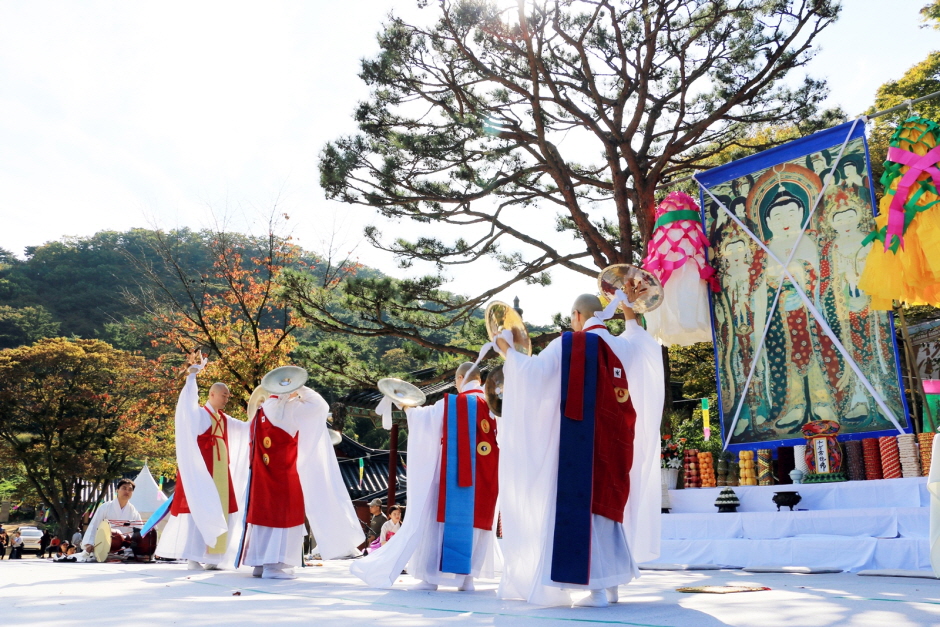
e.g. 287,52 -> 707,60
83,479 -> 143,553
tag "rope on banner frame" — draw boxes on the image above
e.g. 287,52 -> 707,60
691,117 -> 907,450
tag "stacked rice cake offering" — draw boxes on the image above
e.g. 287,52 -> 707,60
917,432 -> 934,475
896,433 -> 922,478
844,440 -> 866,481
878,436 -> 902,479
863,438 -> 883,480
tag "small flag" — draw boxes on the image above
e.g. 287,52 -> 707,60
358,458 -> 365,489
701,398 -> 711,441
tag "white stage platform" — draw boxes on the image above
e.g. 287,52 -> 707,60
654,477 -> 931,572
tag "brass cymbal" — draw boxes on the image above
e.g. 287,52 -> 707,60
597,264 -> 664,314
247,385 -> 271,421
377,377 -> 426,408
484,364 -> 505,418
260,365 -> 308,394
484,301 -> 531,355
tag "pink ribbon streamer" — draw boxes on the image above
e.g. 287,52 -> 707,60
885,144 -> 940,249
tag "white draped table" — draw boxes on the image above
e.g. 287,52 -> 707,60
651,477 -> 931,572
666,477 -> 928,513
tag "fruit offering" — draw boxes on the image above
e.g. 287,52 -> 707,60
698,451 -> 716,488
683,449 -> 701,488
738,450 -> 757,486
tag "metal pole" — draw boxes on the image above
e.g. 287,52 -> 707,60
387,422 -> 399,507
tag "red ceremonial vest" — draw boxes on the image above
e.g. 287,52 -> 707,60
245,405 -> 305,528
436,390 -> 500,530
568,329 -> 637,523
171,406 -> 238,516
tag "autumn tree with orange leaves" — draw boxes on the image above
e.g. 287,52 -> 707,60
0,338 -> 177,539
125,223 -> 308,412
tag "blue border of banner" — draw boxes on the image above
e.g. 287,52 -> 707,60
697,120 -> 912,453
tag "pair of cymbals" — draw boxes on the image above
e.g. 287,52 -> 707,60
484,301 -> 532,355
377,378 -> 427,408
597,264 -> 664,314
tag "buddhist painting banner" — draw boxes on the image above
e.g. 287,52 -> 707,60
697,122 -> 910,449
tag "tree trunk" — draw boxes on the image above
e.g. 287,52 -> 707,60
661,344 -> 673,432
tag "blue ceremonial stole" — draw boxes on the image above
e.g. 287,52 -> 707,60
140,494 -> 173,537
440,394 -> 477,574
551,332 -> 598,585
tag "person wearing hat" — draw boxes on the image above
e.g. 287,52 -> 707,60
155,351 -> 251,571
238,372 -> 363,579
365,498 -> 387,552
494,291 -> 663,608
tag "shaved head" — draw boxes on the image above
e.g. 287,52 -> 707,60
570,294 -> 603,331
455,362 -> 481,392
207,382 -> 231,412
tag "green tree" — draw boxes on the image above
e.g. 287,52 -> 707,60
314,0 -> 839,346
0,305 -> 61,349
0,338 -> 176,539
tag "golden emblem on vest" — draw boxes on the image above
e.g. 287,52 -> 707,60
477,441 -> 492,456
614,387 -> 630,403
480,419 -> 490,434
263,436 -> 272,449
262,453 -> 270,465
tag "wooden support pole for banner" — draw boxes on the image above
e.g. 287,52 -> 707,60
897,305 -> 936,433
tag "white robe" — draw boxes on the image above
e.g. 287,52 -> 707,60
242,387 -> 363,567
156,373 -> 251,566
82,499 -> 143,548
349,382 -> 501,588
497,317 -> 663,606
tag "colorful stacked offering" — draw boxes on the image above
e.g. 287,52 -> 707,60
757,449 -> 773,486
793,445 -> 809,474
896,433 -> 922,478
879,436 -> 902,479
844,440 -> 866,481
863,438 -> 883,480
918,432 -> 935,475
738,450 -> 757,486
698,451 -> 716,488
683,449 -> 701,488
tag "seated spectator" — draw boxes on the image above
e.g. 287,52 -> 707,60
46,535 -> 61,558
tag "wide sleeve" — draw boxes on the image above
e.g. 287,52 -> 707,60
294,387 -> 364,560
498,339 -> 570,606
174,374 -> 227,547
82,501 -> 109,548
130,503 -> 143,525
616,322 -> 665,564
350,399 -> 445,588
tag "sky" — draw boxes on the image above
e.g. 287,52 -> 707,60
0,0 -> 937,324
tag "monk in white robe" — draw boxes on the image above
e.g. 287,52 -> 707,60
156,352 -> 250,570
83,479 -> 144,553
497,292 -> 663,607
239,385 -> 363,579
350,364 -> 501,591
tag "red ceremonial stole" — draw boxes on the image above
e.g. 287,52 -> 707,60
170,406 -> 238,516
245,406 -> 305,528
436,391 -> 499,531
551,331 -> 637,585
